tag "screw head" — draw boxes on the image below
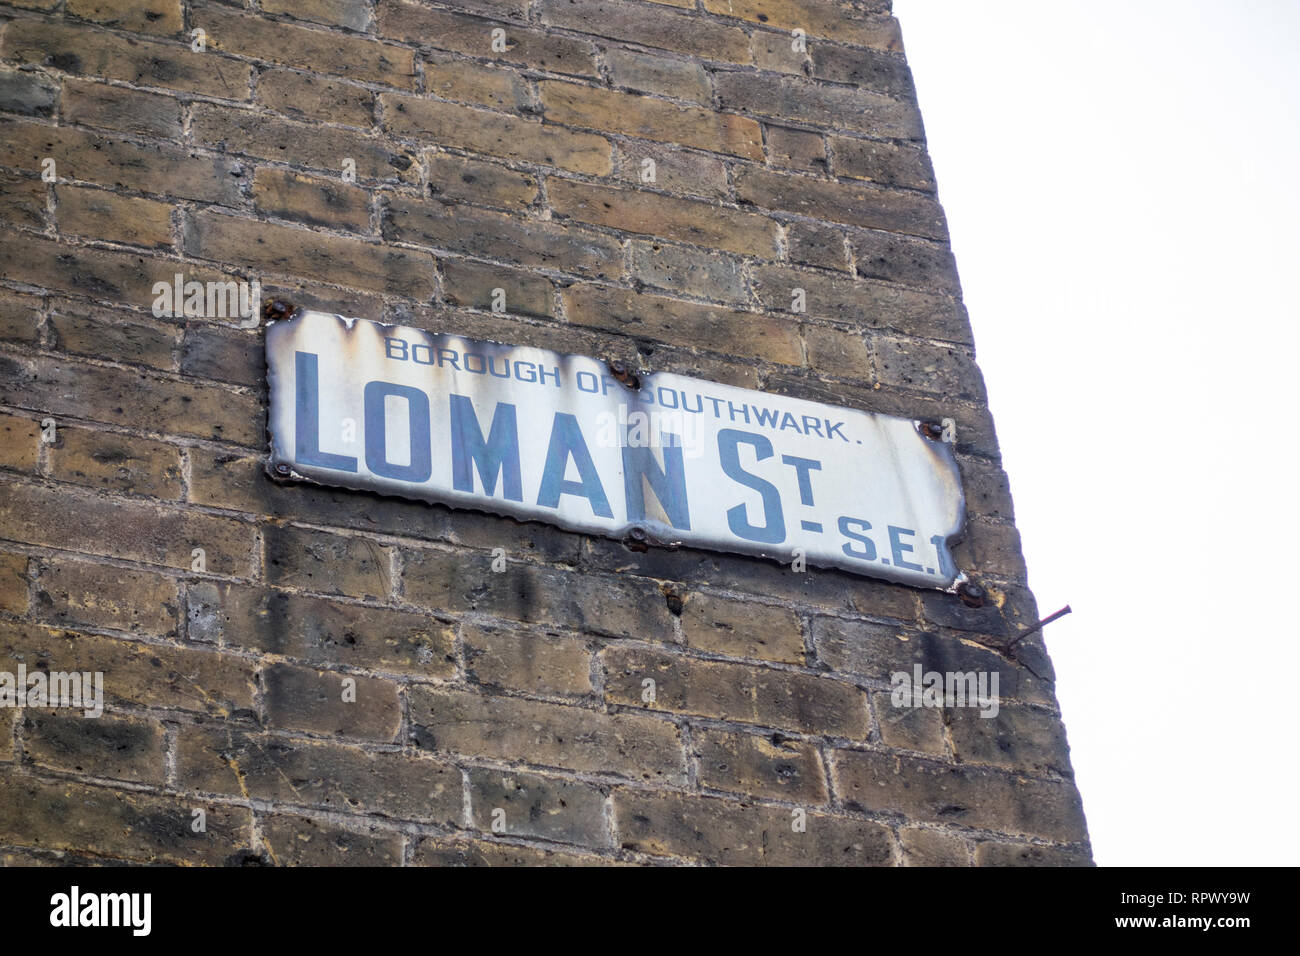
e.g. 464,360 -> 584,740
957,581 -> 986,608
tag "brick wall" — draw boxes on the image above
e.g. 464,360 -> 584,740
0,0 -> 1090,866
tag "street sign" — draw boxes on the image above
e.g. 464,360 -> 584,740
266,310 -> 967,590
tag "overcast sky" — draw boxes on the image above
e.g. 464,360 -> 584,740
894,0 -> 1300,866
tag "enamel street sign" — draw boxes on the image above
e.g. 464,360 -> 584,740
265,310 -> 968,591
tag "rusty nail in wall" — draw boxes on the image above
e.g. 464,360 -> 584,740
263,299 -> 296,323
957,581 -> 986,607
607,359 -> 642,390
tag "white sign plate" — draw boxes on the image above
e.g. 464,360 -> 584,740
266,310 -> 967,590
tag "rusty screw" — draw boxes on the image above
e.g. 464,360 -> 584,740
274,463 -> 291,476
919,421 -> 944,441
262,298 -> 296,323
607,359 -> 641,390
957,581 -> 986,608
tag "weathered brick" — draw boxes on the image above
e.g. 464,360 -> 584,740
871,690 -> 947,755
562,283 -> 801,365
750,264 -> 971,345
410,685 -> 687,783
1,118 -> 245,205
56,185 -> 174,249
441,258 -> 554,318
604,47 -> 712,103
262,0 -> 373,32
256,69 -> 375,128
702,0 -> 902,50
0,774 -> 254,864
0,289 -> 41,345
376,1 -> 600,77
946,703 -> 1073,776
801,322 -> 870,381
0,351 -> 261,445
177,723 -> 462,824
765,125 -> 828,173
196,6 -> 416,89
468,767 -> 609,846
959,457 -> 1016,523
187,580 -> 455,678
603,645 -> 868,737
901,827 -> 970,865
613,790 -> 894,865
550,178 -> 778,258
191,103 -> 416,185
542,0 -> 752,62
0,479 -> 256,577
253,167 -> 372,233
812,44 -> 914,98
851,230 -> 960,295
264,661 -> 402,742
426,152 -> 539,209
381,93 -> 612,176
716,72 -> 921,139
1,20 -> 252,99
179,324 -> 264,387
463,622 -> 592,696
0,551 -> 30,614
66,0 -> 184,37
614,141 -> 730,202
422,52 -> 530,111
680,591 -> 804,663
260,814 -> 403,866
21,710 -> 167,784
187,449 -> 465,545
61,78 -> 182,138
749,29 -> 808,75
627,240 -> 749,303
974,841 -> 1092,867
810,616 -> 1051,706
0,67 -> 59,117
35,556 -> 179,635
0,411 -> 39,472
403,548 -> 675,639
185,208 -> 435,298
0,175 -> 45,229
831,749 -> 1089,843
918,588 -> 1009,640
581,536 -> 922,620
0,619 -> 257,716
788,221 -> 850,272
541,80 -> 762,160
736,167 -> 946,240
384,197 -> 620,277
411,837 -> 611,866
872,334 -> 985,401
264,525 -> 393,601
694,727 -> 829,803
49,302 -> 177,372
829,134 -> 937,191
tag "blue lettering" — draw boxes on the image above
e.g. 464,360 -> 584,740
363,380 -> 431,483
537,413 -> 613,518
294,351 -> 357,473
718,429 -> 786,544
450,394 -> 522,501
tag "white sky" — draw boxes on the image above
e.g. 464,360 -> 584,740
894,0 -> 1300,865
